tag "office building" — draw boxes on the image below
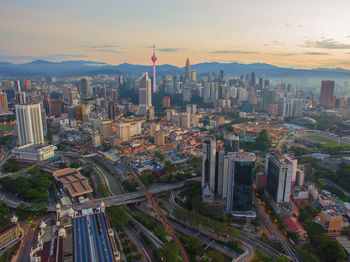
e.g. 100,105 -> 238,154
150,123 -> 160,137
163,96 -> 171,107
268,104 -> 278,116
183,88 -> 191,102
225,152 -> 256,216
191,70 -> 197,82
282,98 -> 304,117
16,91 -> 26,105
80,78 -> 93,98
137,73 -> 152,115
108,101 -> 116,120
75,105 -> 85,121
12,144 -> 56,162
255,172 -> 267,192
0,93 -> 8,113
50,99 -> 64,117
320,80 -> 335,107
148,106 -> 155,121
185,58 -> 191,82
99,120 -> 113,140
15,103 -> 44,146
320,209 -> 343,236
265,153 -> 295,203
92,132 -> 101,147
223,134 -> 239,153
202,136 -> 216,193
154,131 -> 165,146
0,217 -> 21,250
216,148 -> 225,198
179,113 -> 191,129
25,79 -> 31,90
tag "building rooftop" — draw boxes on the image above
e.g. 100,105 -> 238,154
73,212 -> 115,262
284,217 -> 306,233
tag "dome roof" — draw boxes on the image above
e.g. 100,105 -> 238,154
296,117 -> 316,124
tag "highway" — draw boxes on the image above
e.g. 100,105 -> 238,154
123,223 -> 154,262
254,196 -> 299,262
122,161 -> 190,262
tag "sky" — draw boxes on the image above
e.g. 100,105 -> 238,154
1,0 -> 350,69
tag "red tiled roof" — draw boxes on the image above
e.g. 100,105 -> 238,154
283,217 -> 306,233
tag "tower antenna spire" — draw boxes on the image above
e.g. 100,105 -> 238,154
151,44 -> 157,92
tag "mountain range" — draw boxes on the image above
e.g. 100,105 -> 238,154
1,60 -> 350,82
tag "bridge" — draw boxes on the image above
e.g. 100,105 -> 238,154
47,183 -> 184,211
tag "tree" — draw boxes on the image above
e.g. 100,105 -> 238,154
2,159 -> 23,173
155,152 -> 165,161
158,242 -> 180,262
255,129 -> 271,150
0,201 -> 9,226
297,247 -> 319,262
106,206 -> 129,229
320,238 -> 347,262
207,250 -> 224,262
70,160 -> 80,168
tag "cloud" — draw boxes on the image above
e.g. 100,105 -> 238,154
94,49 -> 120,53
304,39 -> 350,49
268,52 -> 298,56
304,52 -> 329,55
270,40 -> 285,46
209,50 -> 259,54
157,48 -> 183,53
90,44 -> 119,49
0,54 -> 87,61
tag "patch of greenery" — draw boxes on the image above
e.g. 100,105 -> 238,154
122,180 -> 137,192
106,206 -> 129,229
2,159 -> 23,173
1,169 -> 53,203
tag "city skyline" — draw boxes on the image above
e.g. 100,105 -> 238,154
1,0 -> 350,69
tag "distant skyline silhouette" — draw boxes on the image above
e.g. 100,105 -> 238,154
1,0 -> 350,69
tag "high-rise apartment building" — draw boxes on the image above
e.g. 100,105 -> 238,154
137,73 -> 152,115
162,96 -> 170,108
225,152 -> 256,215
80,78 -> 93,98
16,92 -> 26,105
202,135 -> 216,193
320,80 -> 335,107
223,134 -> 239,153
15,103 -> 44,146
154,131 -> 165,146
185,58 -> 191,82
266,153 -> 295,203
75,105 -> 85,121
0,93 -> 8,113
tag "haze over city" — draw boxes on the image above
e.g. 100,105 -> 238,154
1,1 -> 350,262
1,0 -> 350,69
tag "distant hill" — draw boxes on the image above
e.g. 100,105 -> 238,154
1,60 -> 350,83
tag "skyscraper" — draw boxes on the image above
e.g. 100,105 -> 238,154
80,78 -> 93,98
265,153 -> 294,203
137,72 -> 152,115
202,135 -> 216,193
251,72 -> 256,86
151,45 -> 157,92
225,152 -> 256,215
16,92 -> 26,105
320,80 -> 335,107
15,103 -> 44,146
223,134 -> 239,153
0,93 -> 8,113
185,58 -> 191,82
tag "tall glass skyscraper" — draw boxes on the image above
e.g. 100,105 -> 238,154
225,152 -> 256,216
